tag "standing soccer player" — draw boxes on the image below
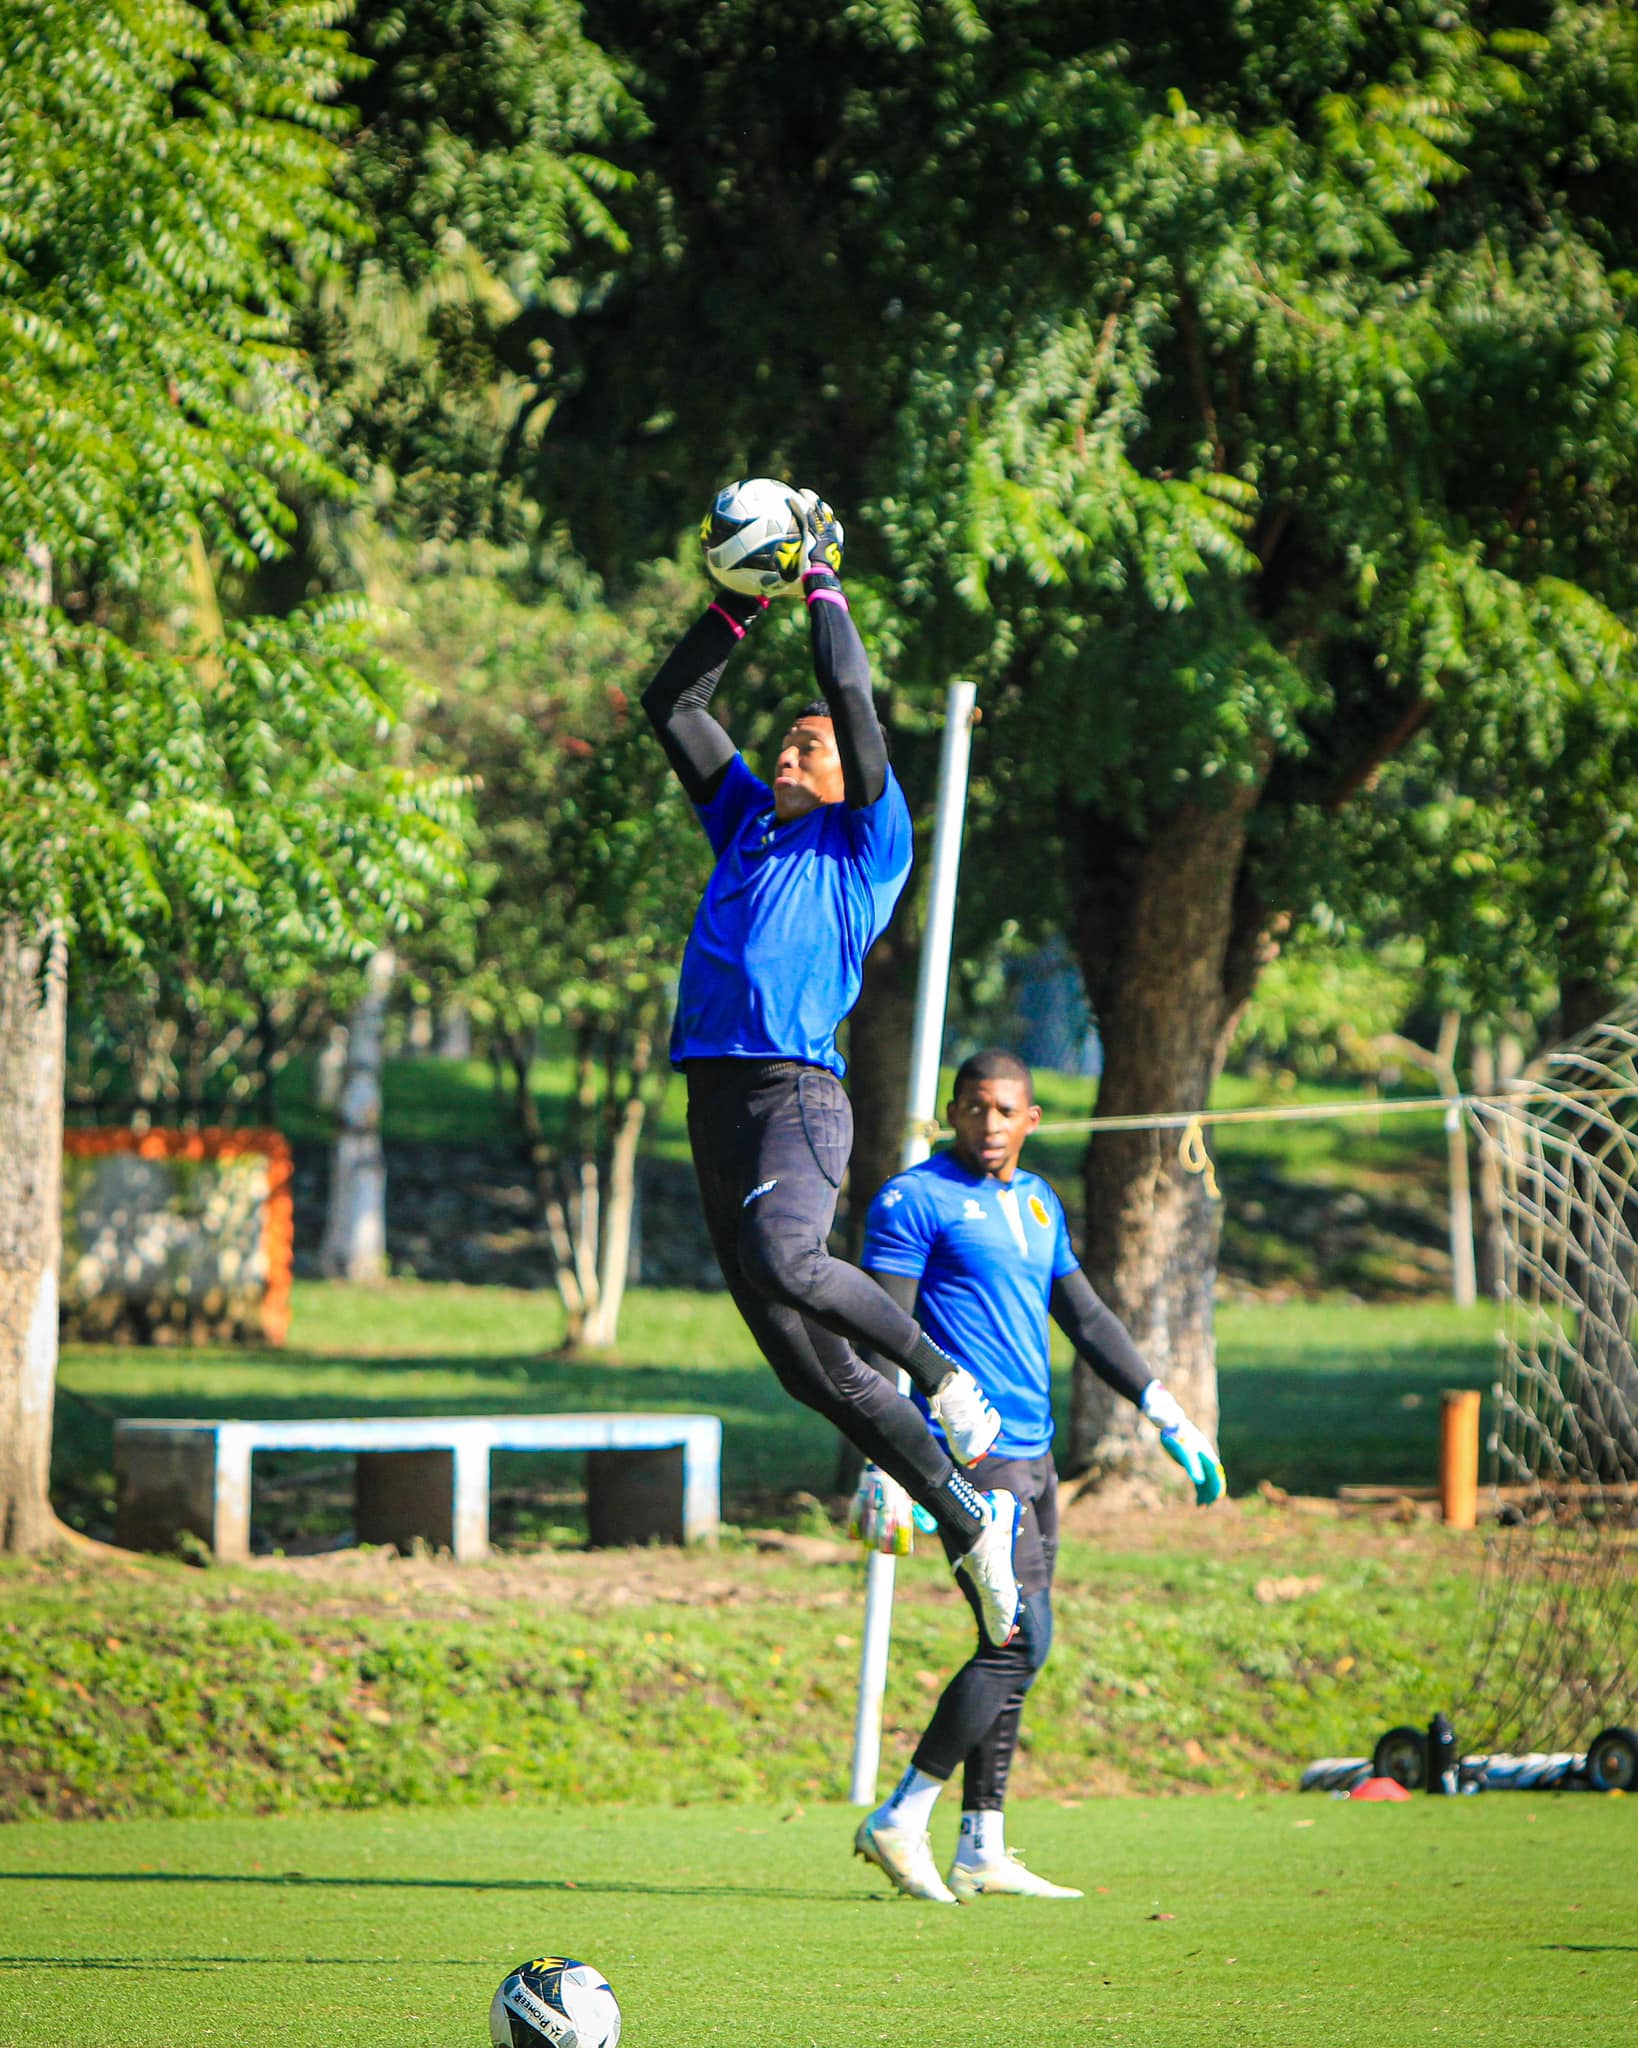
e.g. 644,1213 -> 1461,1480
851,1049 -> 1225,1903
641,491 -> 1020,1646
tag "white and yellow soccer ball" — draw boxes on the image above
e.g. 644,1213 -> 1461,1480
700,476 -> 805,598
490,1957 -> 622,2048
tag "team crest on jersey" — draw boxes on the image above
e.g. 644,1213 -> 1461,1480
1029,1194 -> 1050,1228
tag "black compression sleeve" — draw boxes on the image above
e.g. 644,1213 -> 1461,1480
861,1267 -> 922,1384
806,578 -> 888,808
640,598 -> 761,805
1050,1268 -> 1154,1407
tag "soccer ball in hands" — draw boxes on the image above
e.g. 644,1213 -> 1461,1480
490,1957 -> 622,2048
700,476 -> 805,598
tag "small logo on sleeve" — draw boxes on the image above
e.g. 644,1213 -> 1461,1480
743,1178 -> 779,1206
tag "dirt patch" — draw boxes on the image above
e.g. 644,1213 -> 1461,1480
235,1538 -> 827,1614
9,1491 -> 1472,1627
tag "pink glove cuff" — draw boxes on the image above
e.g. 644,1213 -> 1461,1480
708,595 -> 769,637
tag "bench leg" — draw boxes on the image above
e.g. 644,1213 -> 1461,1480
682,1433 -> 720,1546
356,1446 -> 491,1561
115,1433 -> 250,1561
451,1437 -> 490,1562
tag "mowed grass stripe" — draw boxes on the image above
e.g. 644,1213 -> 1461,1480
0,1800 -> 1631,2047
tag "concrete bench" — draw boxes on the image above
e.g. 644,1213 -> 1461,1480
113,1413 -> 721,1562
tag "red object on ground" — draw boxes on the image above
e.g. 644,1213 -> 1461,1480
1349,1776 -> 1413,1802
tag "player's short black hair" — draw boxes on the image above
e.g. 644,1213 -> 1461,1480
951,1048 -> 1035,1102
788,700 -> 893,757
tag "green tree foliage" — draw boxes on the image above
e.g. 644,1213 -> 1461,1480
0,0 -> 465,962
0,0 -> 463,1550
305,0 -> 640,550
391,542 -> 823,1341
543,0 -> 1638,1470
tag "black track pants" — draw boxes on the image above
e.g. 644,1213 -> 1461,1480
915,1453 -> 1059,1806
683,1058 -> 956,1507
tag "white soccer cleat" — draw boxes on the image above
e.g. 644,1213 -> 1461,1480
954,1489 -> 1021,1647
853,1816 -> 958,1904
948,1850 -> 1084,1900
928,1367 -> 1001,1466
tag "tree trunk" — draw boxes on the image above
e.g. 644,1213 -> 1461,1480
1065,779 -> 1271,1486
509,1033 -> 587,1342
1378,1013 -> 1476,1306
319,946 -> 394,1282
845,912 -> 920,1256
1435,1010 -> 1477,1309
581,1021 -> 658,1348
569,1020 -> 601,1312
0,923 -> 70,1553
313,1020 -> 349,1111
436,1004 -> 472,1059
1470,1027 -> 1522,1302
1558,975 -> 1616,1046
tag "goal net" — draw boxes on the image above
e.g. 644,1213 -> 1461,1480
1464,1003 -> 1638,1753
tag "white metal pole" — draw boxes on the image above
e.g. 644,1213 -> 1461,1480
848,679 -> 978,1805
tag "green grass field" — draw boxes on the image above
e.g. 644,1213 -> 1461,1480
2,1799 -> 1632,2047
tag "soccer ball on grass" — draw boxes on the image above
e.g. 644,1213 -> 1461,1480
700,476 -> 805,598
489,1957 -> 622,2048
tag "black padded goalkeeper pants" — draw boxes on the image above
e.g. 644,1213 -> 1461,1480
915,1452 -> 1059,1807
683,1058 -> 970,1527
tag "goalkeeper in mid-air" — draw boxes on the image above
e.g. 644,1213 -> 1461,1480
851,1049 -> 1225,1903
641,487 -> 1021,1647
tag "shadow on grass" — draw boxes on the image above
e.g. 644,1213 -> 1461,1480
1217,1358 -> 1495,1496
54,1351 -> 835,1506
60,1344 -> 1501,1505
0,1956 -> 477,1970
0,1870 -> 860,1905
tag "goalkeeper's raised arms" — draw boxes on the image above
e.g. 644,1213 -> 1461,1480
1140,1382 -> 1227,1506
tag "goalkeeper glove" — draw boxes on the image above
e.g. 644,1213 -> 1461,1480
847,1463 -> 915,1555
1141,1382 -> 1226,1506
794,488 -> 845,582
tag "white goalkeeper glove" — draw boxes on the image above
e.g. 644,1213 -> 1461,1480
1141,1383 -> 1226,1506
847,1463 -> 915,1555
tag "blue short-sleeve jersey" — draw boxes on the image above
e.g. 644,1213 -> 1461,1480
862,1150 -> 1079,1458
670,753 -> 913,1077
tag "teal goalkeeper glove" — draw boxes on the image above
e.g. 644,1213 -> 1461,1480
847,1464 -> 914,1555
1141,1383 -> 1226,1506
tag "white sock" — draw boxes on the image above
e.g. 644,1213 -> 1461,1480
955,1808 -> 1004,1866
874,1764 -> 944,1837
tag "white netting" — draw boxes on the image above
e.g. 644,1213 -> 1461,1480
1464,1005 -> 1638,1751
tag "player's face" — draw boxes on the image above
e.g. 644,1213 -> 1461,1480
771,716 -> 845,820
948,1077 -> 1041,1181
